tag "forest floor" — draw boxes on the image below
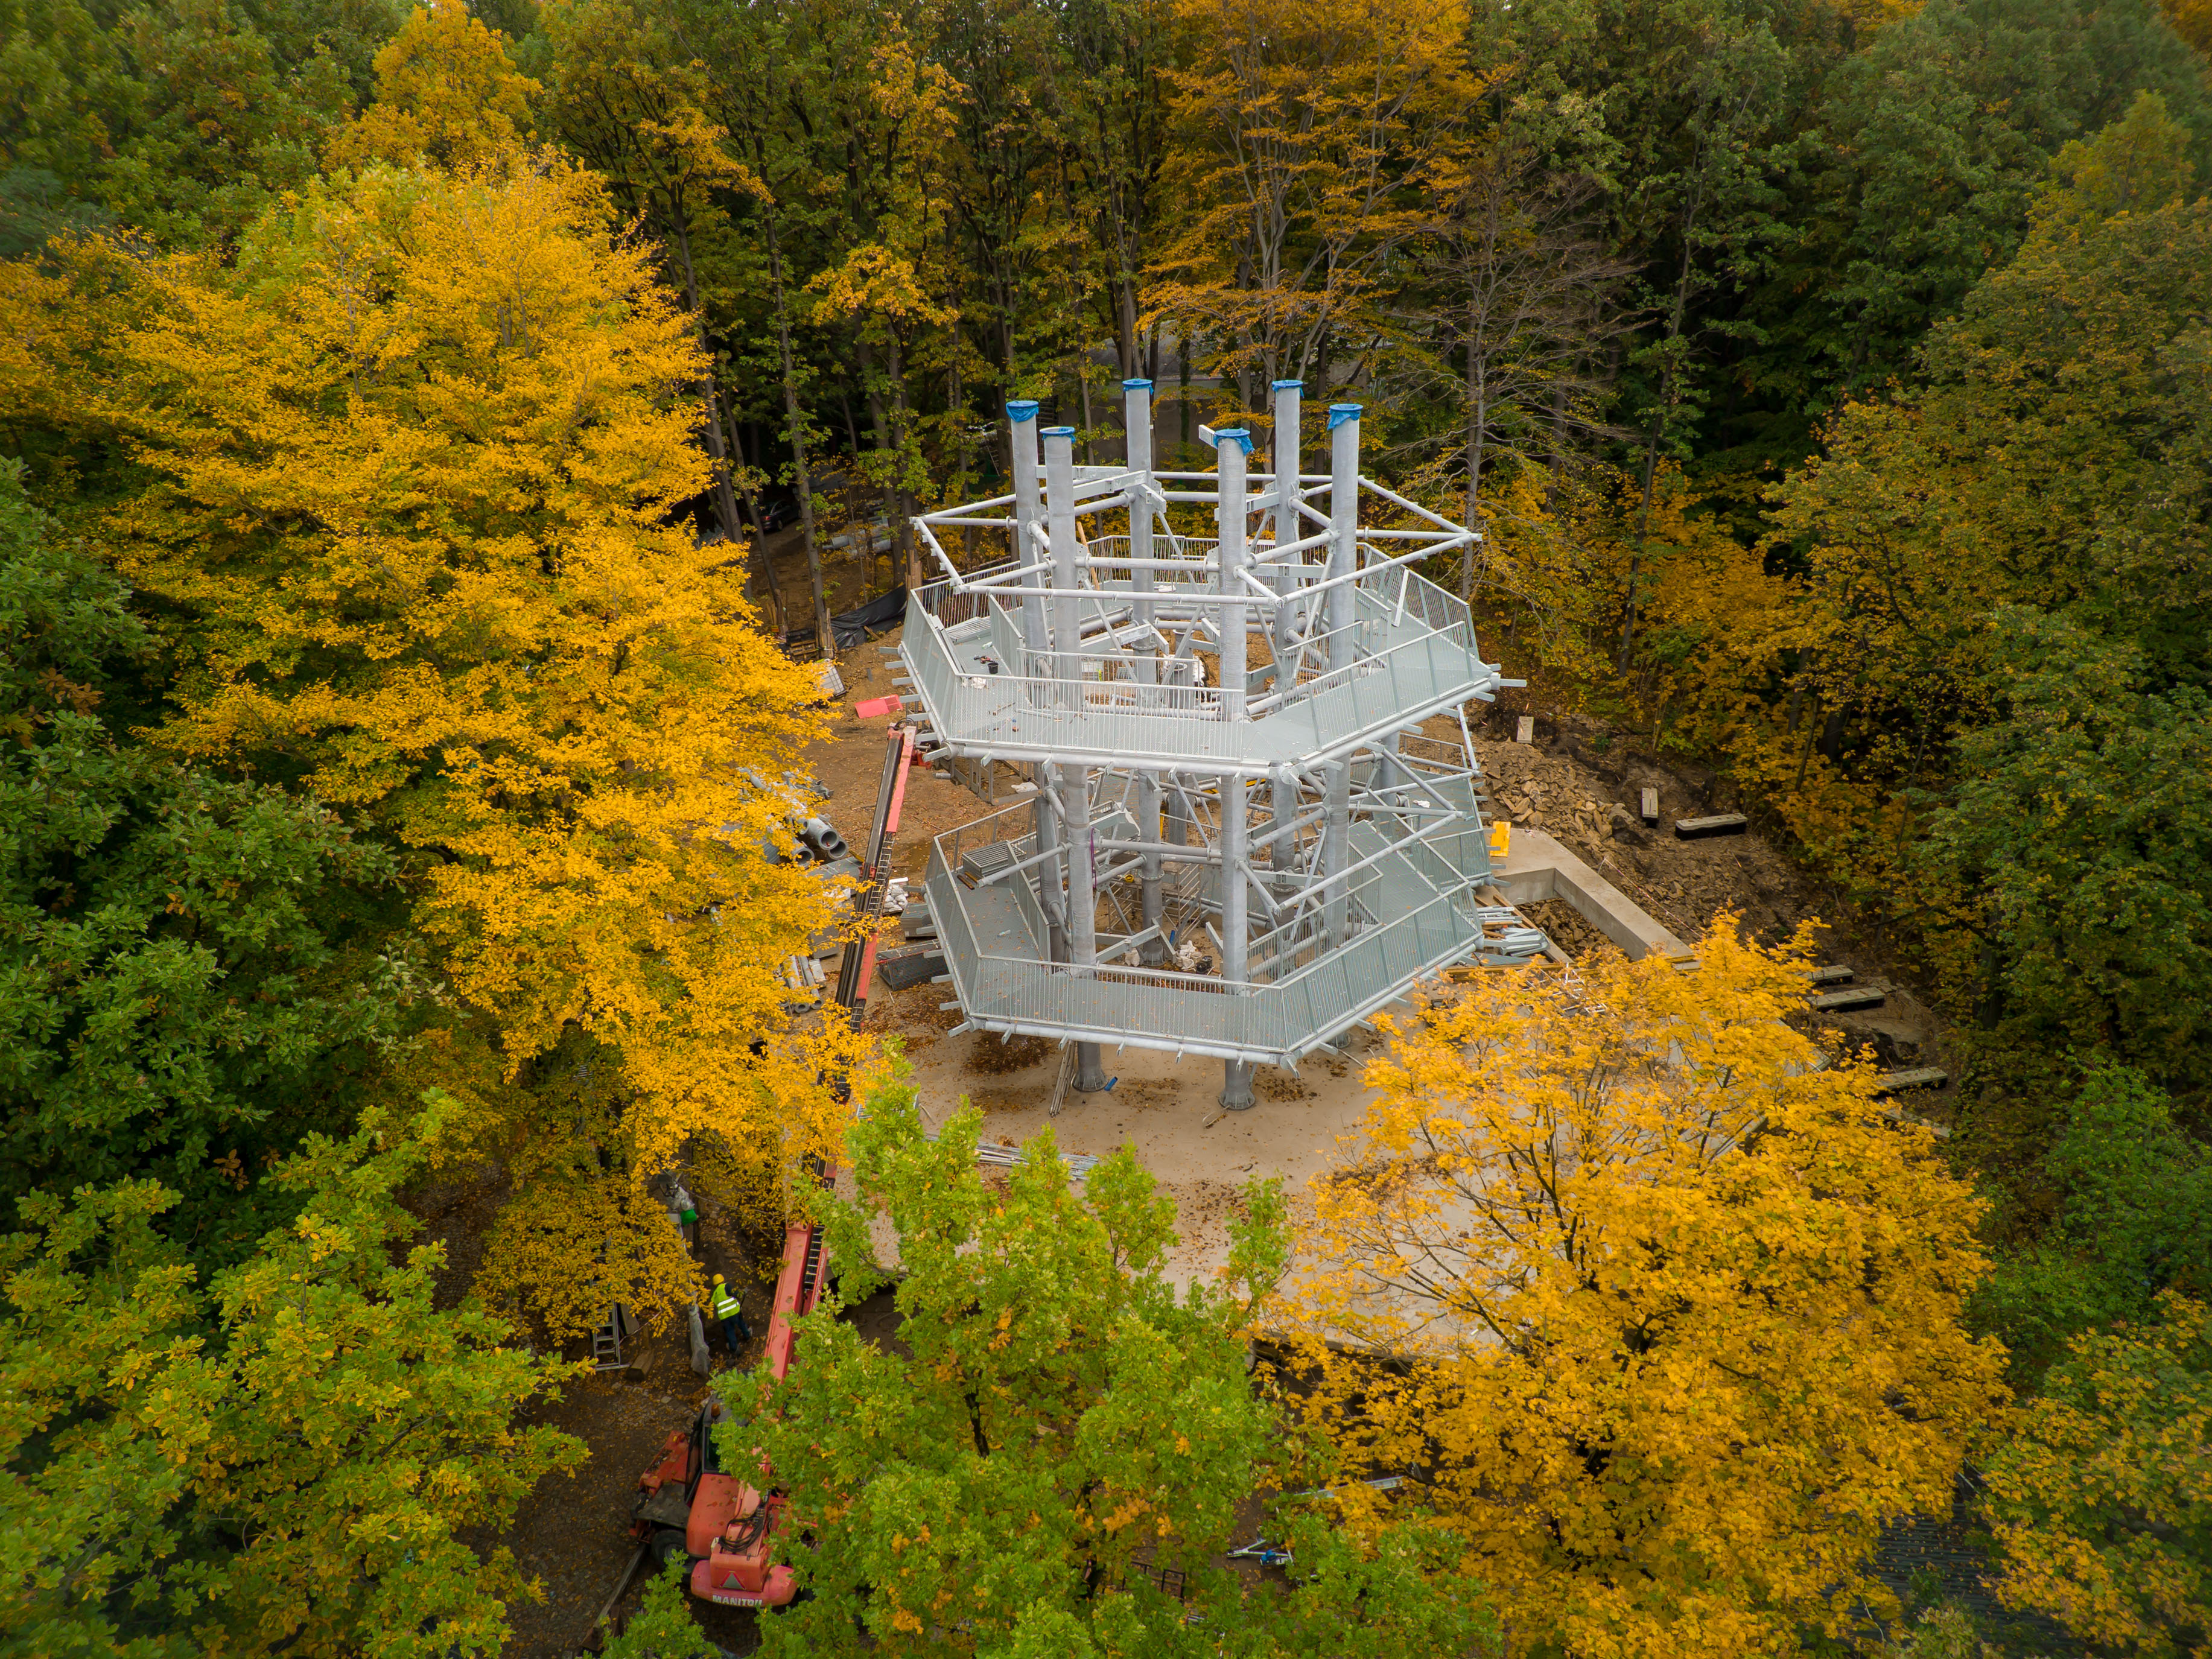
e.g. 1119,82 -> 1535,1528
402,624 -> 1973,1654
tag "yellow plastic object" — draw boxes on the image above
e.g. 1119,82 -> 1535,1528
1487,821 -> 1511,860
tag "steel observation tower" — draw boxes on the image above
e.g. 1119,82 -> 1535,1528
898,379 -> 1540,1111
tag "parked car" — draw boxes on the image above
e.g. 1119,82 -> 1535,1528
752,484 -> 802,532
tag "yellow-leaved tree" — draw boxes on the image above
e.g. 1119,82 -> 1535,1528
0,155 -> 865,1333
1150,0 -> 1479,405
325,2 -> 540,173
1291,921 -> 2007,1658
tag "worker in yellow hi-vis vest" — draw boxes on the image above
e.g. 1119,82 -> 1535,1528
710,1272 -> 751,1353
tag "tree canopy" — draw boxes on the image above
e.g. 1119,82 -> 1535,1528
4,0 -> 2211,1648
1295,924 -> 2008,1657
2,1103 -> 584,1657
745,1080 -> 1496,1658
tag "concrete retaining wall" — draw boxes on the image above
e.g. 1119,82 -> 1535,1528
1490,827 -> 1690,962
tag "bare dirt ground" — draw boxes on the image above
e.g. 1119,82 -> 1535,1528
799,635 -> 995,881
851,644 -> 1960,1293
401,1170 -> 777,1657
1461,704 -> 1957,1088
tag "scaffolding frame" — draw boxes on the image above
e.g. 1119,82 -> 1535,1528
901,382 -> 1536,1108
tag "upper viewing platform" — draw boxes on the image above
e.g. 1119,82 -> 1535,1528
894,384 -> 1532,1105
900,400 -> 1511,773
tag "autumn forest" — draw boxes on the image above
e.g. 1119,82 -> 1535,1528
2,0 -> 2208,1652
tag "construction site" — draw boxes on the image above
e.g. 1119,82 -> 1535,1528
410,387 -> 1960,1657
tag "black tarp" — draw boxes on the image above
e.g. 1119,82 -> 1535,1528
831,586 -> 908,649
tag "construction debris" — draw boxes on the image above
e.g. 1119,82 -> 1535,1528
876,947 -> 949,991
1877,1067 -> 1949,1094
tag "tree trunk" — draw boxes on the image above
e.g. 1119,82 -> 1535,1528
1548,382 -> 1568,512
1463,327 -> 1485,607
667,218 -> 783,636
1619,145 -> 1716,674
1078,357 -> 1095,465
946,339 -> 968,503
889,329 -> 920,592
725,407 -> 786,636
665,224 -> 745,540
860,335 -> 888,450
762,211 -> 832,656
1177,334 -> 1191,455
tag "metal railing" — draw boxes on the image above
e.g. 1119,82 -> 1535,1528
925,804 -> 1524,1067
904,564 -> 1499,772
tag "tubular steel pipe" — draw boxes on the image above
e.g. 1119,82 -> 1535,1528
1009,404 -> 1066,966
1045,425 -> 1108,1092
1269,383 -> 1303,844
1212,427 -> 1252,723
1125,380 -> 1167,966
1323,404 -> 1362,950
1219,767 -> 1255,1111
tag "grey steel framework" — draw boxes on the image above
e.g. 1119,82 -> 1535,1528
900,381 -> 1537,1110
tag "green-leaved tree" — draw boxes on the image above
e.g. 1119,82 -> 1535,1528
1,1101 -> 585,1657
740,1080 -> 1495,1658
0,458 -> 412,1263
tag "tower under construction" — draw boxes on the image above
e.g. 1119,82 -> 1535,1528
900,380 -> 1537,1110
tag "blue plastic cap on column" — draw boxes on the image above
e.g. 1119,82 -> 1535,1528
1207,426 -> 1254,455
1006,399 -> 1040,422
1041,425 -> 1076,439
1327,402 -> 1363,430
1272,379 -> 1305,391
1122,378 -> 1154,392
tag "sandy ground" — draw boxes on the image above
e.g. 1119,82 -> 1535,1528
866,982 -> 1391,1293
801,633 -> 1006,883
848,662 -> 1959,1292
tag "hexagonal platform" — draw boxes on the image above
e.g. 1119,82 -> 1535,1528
898,386 -> 1536,1086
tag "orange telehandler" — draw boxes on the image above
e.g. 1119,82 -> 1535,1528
628,1212 -> 830,1608
625,726 -> 911,1610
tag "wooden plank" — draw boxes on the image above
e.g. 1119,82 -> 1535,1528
1877,1067 -> 1948,1094
1805,964 -> 1853,986
1810,988 -> 1885,1013
1639,787 -> 1659,826
1879,1103 -> 1951,1138
1673,812 -> 1749,840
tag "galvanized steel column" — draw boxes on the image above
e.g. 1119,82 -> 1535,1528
1269,380 -> 1303,693
1214,427 -> 1251,721
1323,403 -> 1361,947
1010,399 -> 1047,664
1269,382 -> 1302,870
1127,379 -> 1166,965
1219,769 -> 1254,1111
1211,425 -> 1256,1110
1326,403 -> 1361,671
1043,425 -> 1084,691
1010,401 -> 1065,964
1044,424 -> 1107,1092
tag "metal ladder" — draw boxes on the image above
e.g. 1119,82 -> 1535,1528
591,1306 -> 624,1370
